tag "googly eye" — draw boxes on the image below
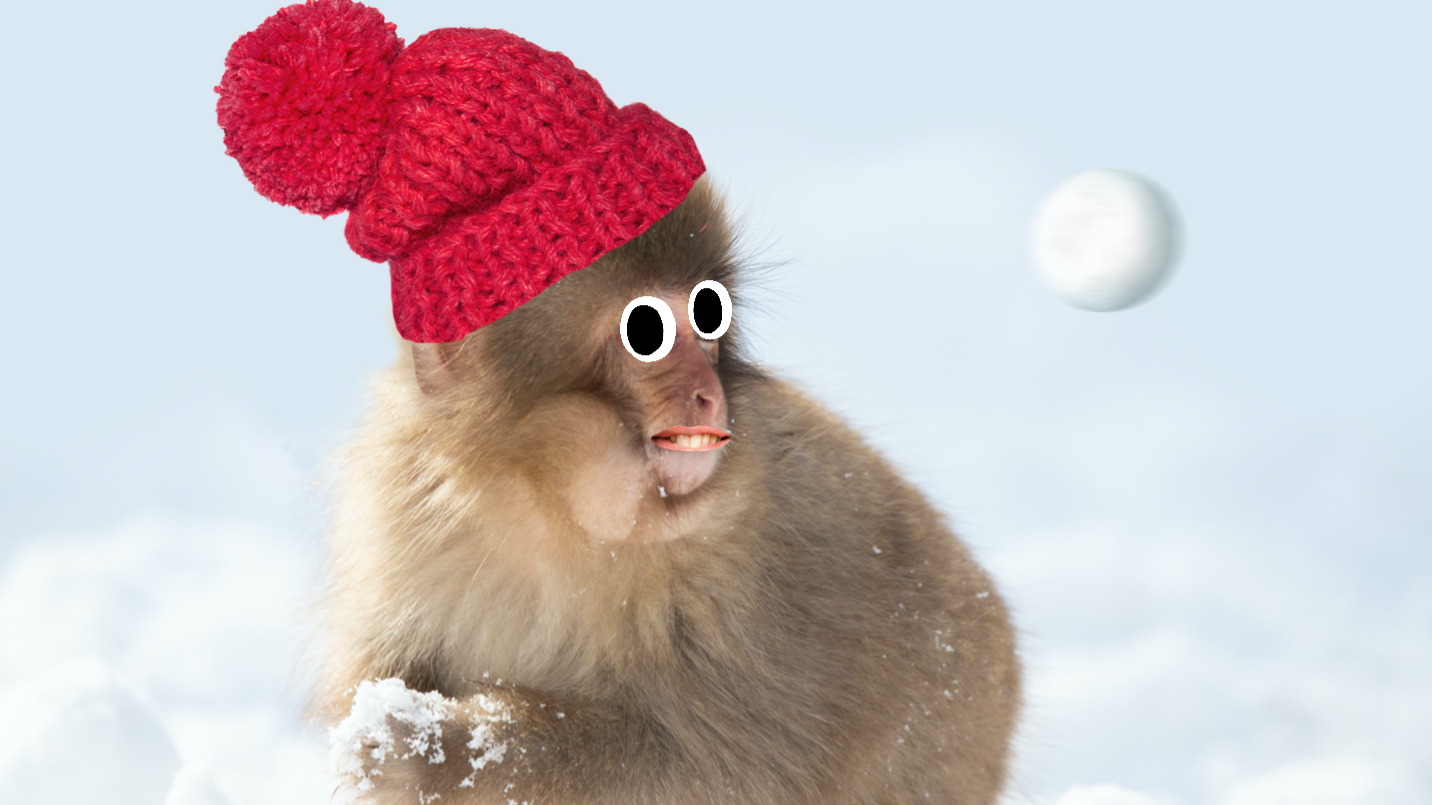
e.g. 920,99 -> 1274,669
687,280 -> 731,340
620,296 -> 676,362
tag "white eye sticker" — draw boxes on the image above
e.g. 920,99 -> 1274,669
687,280 -> 731,340
620,296 -> 676,362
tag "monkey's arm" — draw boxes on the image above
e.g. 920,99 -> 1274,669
334,679 -> 664,805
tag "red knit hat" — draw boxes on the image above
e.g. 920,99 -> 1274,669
216,0 -> 706,342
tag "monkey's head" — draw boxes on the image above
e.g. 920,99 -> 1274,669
404,179 -> 750,545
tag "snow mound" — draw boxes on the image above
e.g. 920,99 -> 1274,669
1216,757 -> 1422,805
1053,783 -> 1174,805
0,518 -> 325,805
165,765 -> 235,805
0,658 -> 180,805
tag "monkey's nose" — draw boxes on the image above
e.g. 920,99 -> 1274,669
661,325 -> 722,399
678,354 -> 725,424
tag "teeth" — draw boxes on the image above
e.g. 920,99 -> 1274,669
671,433 -> 720,448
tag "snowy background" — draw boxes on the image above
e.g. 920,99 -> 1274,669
2,1 -> 1428,803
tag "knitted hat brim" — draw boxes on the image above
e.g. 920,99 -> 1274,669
387,103 -> 705,343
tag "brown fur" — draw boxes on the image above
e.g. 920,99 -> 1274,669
320,178 -> 1020,804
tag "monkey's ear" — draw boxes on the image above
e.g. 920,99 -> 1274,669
411,341 -> 463,398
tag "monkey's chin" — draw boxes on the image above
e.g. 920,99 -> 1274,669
647,445 -> 724,497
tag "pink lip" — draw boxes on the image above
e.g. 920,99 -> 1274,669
652,426 -> 732,451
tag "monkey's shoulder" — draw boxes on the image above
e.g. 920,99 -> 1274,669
724,377 -> 989,607
738,378 -> 954,536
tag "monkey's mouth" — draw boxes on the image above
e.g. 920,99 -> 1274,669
652,426 -> 731,451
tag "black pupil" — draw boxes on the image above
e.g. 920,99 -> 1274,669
693,288 -> 722,335
627,305 -> 664,355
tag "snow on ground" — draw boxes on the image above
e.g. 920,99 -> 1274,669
0,658 -> 180,804
992,520 -> 1432,805
0,517 -> 330,805
1,502 -> 1426,804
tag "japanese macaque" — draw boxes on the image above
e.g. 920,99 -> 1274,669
320,178 -> 1020,804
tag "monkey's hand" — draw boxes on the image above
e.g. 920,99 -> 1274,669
329,678 -> 517,803
330,677 -> 635,804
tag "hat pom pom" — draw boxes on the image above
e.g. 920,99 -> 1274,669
216,0 -> 403,216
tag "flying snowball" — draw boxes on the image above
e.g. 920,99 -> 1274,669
1031,169 -> 1182,311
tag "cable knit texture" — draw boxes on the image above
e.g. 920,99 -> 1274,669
216,0 -> 706,342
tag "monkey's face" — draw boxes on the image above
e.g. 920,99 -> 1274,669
614,288 -> 731,498
555,281 -> 736,544
418,270 -> 738,545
